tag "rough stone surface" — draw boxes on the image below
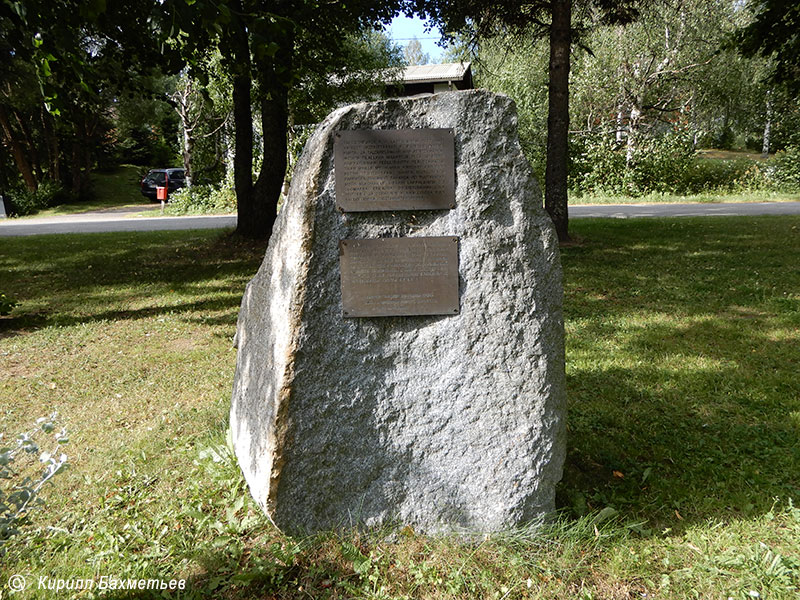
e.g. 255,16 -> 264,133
230,90 -> 566,534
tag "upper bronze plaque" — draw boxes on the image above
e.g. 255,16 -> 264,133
339,236 -> 459,317
334,129 -> 455,212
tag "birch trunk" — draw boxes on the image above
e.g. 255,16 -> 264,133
762,89 -> 772,158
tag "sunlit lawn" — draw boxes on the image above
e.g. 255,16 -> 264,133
1,218 -> 798,599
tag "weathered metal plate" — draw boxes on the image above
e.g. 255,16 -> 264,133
334,129 -> 455,212
339,236 -> 459,317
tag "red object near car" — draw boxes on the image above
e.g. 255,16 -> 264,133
140,168 -> 185,201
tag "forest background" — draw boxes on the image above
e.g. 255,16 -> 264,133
1,0 -> 799,227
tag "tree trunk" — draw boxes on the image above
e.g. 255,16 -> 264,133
625,100 -> 641,165
182,123 -> 194,187
174,78 -> 196,187
616,104 -> 626,143
250,59 -> 291,240
762,89 -> 772,158
41,105 -> 61,182
240,26 -> 294,240
14,108 -> 42,181
231,68 -> 254,235
70,116 -> 92,196
0,104 -> 38,191
545,0 -> 572,243
224,8 -> 257,238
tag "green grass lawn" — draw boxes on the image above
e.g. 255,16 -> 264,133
1,218 -> 798,599
19,165 -> 153,218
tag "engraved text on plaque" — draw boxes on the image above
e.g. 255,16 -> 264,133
335,129 -> 455,212
339,236 -> 459,317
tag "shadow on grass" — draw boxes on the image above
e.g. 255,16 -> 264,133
558,216 -> 800,531
0,231 -> 267,340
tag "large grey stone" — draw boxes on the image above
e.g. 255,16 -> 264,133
230,90 -> 565,534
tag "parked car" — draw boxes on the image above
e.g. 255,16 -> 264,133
140,168 -> 186,201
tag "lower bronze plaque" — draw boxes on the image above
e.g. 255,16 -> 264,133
339,236 -> 459,317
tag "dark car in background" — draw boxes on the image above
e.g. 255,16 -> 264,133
140,168 -> 186,201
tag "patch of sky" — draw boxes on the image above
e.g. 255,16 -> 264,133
385,13 -> 444,63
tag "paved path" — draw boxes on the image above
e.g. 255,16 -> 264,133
570,201 -> 800,219
0,205 -> 236,237
2,202 -> 800,237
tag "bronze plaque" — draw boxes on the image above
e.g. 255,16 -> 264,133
334,129 -> 455,212
339,236 -> 459,317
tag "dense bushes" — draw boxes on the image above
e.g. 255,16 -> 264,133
570,132 -> 696,196
569,132 -> 800,197
3,181 -> 76,217
165,184 -> 236,215
772,145 -> 800,190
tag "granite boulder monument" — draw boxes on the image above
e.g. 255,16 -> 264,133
230,89 -> 566,534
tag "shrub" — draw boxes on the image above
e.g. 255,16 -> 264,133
568,131 -> 800,196
0,293 -> 18,316
683,158 -> 768,193
772,145 -> 800,191
0,415 -> 68,555
165,184 -> 237,215
4,181 -> 74,217
623,131 -> 695,195
569,131 -> 695,196
569,133 -> 627,195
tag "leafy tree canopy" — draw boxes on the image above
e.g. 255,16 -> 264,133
737,0 -> 800,93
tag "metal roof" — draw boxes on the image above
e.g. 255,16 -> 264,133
398,62 -> 471,83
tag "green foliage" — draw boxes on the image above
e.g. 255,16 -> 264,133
0,294 -> 18,316
111,74 -> 181,157
166,184 -> 237,215
113,127 -> 178,167
289,28 -> 404,125
570,131 -> 696,196
404,37 -> 430,66
111,77 -> 181,168
1,0 -> 178,196
0,415 -> 68,555
641,136 -> 727,194
687,158 -> 769,193
569,134 -> 627,195
472,0 -> 800,208
772,145 -> 800,191
475,36 -> 549,184
737,0 -> 800,92
4,181 -> 75,217
570,131 -> 800,196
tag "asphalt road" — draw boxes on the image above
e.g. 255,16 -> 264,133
0,205 -> 236,237
2,202 -> 800,237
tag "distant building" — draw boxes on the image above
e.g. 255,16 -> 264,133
386,62 -> 473,97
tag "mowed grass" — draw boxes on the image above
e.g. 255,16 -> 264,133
1,218 -> 798,599
22,165 -> 152,218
